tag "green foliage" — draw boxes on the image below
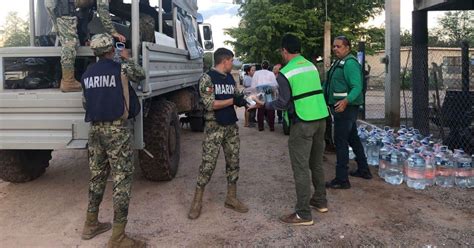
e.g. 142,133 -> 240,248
435,11 -> 474,45
1,12 -> 29,47
203,52 -> 213,71
225,0 -> 384,63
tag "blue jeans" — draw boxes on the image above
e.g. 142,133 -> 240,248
332,105 -> 368,181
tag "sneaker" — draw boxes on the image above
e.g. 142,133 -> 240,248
279,213 -> 314,226
349,169 -> 373,179
309,199 -> 328,213
325,178 -> 351,189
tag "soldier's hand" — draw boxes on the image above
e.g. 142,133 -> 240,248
120,49 -> 131,60
233,93 -> 247,107
112,32 -> 126,43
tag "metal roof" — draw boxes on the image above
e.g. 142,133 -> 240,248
414,0 -> 473,11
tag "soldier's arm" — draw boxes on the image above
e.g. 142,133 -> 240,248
121,58 -> 146,83
96,0 -> 121,38
199,74 -> 215,112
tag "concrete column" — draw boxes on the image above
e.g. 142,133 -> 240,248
412,10 -> 429,135
29,0 -> 35,46
323,21 -> 331,79
384,0 -> 400,127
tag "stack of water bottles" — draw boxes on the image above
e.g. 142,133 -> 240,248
355,125 -> 473,189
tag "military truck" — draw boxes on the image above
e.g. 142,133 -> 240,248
0,0 -> 214,182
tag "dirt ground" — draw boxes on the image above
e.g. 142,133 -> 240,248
0,108 -> 473,247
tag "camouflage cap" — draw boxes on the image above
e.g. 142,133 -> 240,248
90,33 -> 114,56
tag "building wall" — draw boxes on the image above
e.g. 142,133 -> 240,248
365,47 -> 474,88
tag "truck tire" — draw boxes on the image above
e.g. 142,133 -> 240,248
140,100 -> 180,181
283,121 -> 290,135
0,150 -> 52,183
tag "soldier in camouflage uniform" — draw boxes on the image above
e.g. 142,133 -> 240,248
80,33 -> 146,248
45,0 -> 126,92
188,48 -> 249,220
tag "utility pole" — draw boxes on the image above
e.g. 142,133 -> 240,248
384,0 -> 401,127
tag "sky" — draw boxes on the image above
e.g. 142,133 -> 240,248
0,0 -> 445,50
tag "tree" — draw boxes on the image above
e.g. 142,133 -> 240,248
1,12 -> 29,47
435,11 -> 474,45
400,29 -> 463,48
225,0 -> 384,63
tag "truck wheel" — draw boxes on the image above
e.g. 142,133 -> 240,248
140,100 -> 180,181
283,121 -> 290,135
0,150 -> 52,183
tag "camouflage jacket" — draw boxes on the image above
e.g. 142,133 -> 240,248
199,73 -> 216,122
121,58 -> 146,83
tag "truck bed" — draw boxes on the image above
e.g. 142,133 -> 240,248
0,44 -> 204,150
0,89 -> 87,150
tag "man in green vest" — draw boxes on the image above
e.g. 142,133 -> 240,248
324,36 -> 372,190
250,33 -> 328,226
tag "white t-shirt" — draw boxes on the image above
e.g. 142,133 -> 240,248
251,69 -> 278,88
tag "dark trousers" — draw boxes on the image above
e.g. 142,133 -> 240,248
277,110 -> 283,121
249,109 -> 257,123
257,108 -> 275,130
332,105 -> 368,181
288,119 -> 327,220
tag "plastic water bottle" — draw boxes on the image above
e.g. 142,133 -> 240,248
384,146 -> 404,185
434,146 -> 455,187
358,127 -> 369,157
378,143 -> 391,179
454,150 -> 473,188
113,42 -> 125,63
406,149 -> 429,190
348,146 -> 356,160
421,150 -> 436,186
366,135 -> 379,166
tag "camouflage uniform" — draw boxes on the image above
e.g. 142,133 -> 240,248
139,14 -> 155,43
45,0 -> 120,69
86,33 -> 145,224
196,74 -> 240,187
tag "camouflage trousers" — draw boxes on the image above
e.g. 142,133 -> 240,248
139,14 -> 155,43
196,121 -> 240,187
44,1 -> 79,70
87,121 -> 134,224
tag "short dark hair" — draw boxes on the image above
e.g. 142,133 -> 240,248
261,60 -> 269,69
214,48 -> 234,65
335,35 -> 351,48
281,33 -> 301,54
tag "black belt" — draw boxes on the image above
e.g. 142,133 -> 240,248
292,89 -> 323,101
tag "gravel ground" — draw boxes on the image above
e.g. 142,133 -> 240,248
0,108 -> 473,247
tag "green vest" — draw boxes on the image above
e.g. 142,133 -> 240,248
280,55 -> 329,125
324,54 -> 364,105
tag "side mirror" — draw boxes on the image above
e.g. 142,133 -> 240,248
201,23 -> 214,51
204,41 -> 214,50
203,24 -> 212,40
